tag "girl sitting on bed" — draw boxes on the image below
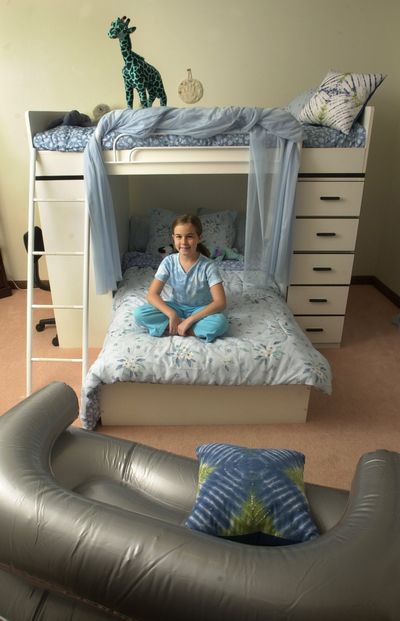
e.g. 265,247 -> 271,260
134,214 -> 228,342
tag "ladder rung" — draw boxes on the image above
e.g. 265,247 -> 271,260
32,304 -> 83,310
33,251 -> 85,256
31,357 -> 83,363
33,198 -> 85,203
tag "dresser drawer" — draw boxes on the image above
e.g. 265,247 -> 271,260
290,254 -> 354,284
295,316 -> 345,344
295,181 -> 363,217
293,219 -> 359,252
287,286 -> 349,315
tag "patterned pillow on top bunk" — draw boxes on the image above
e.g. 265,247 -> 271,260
298,70 -> 385,134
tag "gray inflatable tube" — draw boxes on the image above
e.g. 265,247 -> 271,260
0,382 -> 399,620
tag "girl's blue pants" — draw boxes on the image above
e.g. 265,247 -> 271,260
134,302 -> 228,343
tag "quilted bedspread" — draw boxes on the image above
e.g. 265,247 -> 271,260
80,266 -> 331,430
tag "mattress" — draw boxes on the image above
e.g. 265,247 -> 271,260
81,255 -> 332,430
33,122 -> 365,152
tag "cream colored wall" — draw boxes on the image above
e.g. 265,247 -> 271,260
0,0 -> 399,294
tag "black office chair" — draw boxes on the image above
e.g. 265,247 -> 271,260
23,227 -> 59,347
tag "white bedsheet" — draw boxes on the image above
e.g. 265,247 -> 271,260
80,267 -> 331,430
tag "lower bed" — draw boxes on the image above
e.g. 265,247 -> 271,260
80,254 -> 331,430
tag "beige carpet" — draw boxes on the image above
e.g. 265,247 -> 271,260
0,285 -> 399,489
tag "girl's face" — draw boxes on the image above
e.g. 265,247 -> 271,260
172,223 -> 201,259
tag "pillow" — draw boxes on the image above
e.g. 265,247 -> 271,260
145,208 -> 237,257
298,70 -> 386,134
129,214 -> 149,252
145,208 -> 175,256
198,210 -> 236,256
185,443 -> 319,544
286,88 -> 316,121
197,207 -> 241,252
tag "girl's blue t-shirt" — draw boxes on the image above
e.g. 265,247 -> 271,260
155,253 -> 222,307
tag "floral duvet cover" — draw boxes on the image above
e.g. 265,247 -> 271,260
80,266 -> 331,430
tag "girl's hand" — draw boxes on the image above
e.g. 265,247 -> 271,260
168,314 -> 182,336
177,318 -> 192,337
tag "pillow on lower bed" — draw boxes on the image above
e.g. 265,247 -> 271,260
145,207 -> 237,257
129,214 -> 149,252
298,70 -> 386,134
185,443 -> 319,545
197,207 -> 244,253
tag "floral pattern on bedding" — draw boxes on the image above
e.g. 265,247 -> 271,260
301,123 -> 365,147
80,267 -> 332,430
33,127 -> 250,152
33,124 -> 365,152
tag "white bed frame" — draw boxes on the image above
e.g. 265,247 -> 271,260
25,108 -> 374,426
28,107 -> 373,177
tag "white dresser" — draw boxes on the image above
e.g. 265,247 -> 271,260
288,178 -> 364,346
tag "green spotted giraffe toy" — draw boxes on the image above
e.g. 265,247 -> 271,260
108,16 -> 167,108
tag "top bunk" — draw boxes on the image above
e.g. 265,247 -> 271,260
26,106 -> 374,178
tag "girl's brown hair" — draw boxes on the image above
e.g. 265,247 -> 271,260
171,214 -> 210,257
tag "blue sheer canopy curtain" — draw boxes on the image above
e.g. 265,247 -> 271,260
84,107 -> 303,296
245,126 -> 301,295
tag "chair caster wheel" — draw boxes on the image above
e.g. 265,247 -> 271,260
36,323 -> 45,332
52,335 -> 59,347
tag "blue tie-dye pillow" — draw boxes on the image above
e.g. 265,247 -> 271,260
185,443 -> 319,544
298,70 -> 385,135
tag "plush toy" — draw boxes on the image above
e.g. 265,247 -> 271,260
46,106 -> 111,131
108,16 -> 167,108
158,244 -> 175,255
212,247 -> 244,261
93,104 -> 111,122
46,110 -> 94,130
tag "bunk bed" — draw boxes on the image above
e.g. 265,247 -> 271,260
26,103 -> 374,429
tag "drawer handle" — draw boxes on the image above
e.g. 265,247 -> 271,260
316,232 -> 337,237
305,328 -> 324,332
320,196 -> 341,201
313,266 -> 332,272
309,298 -> 328,303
